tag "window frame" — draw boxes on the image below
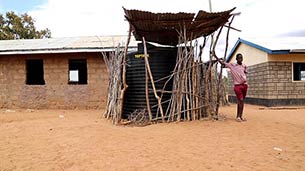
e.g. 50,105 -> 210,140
25,59 -> 45,85
68,59 -> 88,85
292,62 -> 305,82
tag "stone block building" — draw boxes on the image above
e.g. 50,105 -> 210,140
0,36 -> 136,109
226,37 -> 305,106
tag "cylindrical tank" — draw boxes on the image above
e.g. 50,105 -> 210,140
123,43 -> 177,119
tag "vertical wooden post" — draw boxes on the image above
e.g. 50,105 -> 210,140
142,37 -> 165,122
117,24 -> 131,124
143,39 -> 152,121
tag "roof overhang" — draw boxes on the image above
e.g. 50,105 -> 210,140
290,49 -> 305,53
0,36 -> 138,55
226,38 -> 305,62
0,47 -> 136,55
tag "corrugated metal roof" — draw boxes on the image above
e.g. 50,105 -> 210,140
242,37 -> 305,52
227,37 -> 305,61
0,35 -> 138,55
124,8 -> 235,46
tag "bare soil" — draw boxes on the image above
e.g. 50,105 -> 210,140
1,104 -> 305,171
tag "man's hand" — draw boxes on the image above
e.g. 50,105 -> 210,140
211,51 -> 225,65
211,51 -> 217,59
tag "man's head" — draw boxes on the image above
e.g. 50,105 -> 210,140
236,53 -> 243,65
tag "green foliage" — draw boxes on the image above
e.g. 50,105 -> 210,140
0,11 -> 51,40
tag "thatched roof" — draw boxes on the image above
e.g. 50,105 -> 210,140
124,7 -> 236,46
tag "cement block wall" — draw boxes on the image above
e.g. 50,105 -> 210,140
0,52 -> 108,109
227,61 -> 305,106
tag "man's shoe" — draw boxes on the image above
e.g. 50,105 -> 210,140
236,117 -> 242,122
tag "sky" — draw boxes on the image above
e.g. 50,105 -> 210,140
1,0 -> 305,56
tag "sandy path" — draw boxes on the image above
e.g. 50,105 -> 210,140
1,104 -> 305,171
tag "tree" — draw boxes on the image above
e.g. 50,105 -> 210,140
0,11 -> 51,40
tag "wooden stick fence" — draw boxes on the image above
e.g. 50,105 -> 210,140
103,22 -> 234,126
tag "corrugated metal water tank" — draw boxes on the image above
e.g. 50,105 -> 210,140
123,43 -> 177,119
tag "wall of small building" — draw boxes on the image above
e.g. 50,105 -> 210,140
0,52 -> 108,109
268,53 -> 305,62
228,43 -> 268,66
227,47 -> 305,106
228,60 -> 305,106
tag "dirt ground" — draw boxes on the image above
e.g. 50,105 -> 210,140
1,104 -> 305,171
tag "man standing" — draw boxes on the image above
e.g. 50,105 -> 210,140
213,52 -> 248,122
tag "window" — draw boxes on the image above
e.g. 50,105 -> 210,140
26,59 -> 45,85
69,59 -> 87,84
293,63 -> 305,81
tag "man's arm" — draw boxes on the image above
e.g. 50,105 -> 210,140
244,65 -> 248,74
211,51 -> 225,65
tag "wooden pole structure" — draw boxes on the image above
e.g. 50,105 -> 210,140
117,24 -> 131,124
143,39 -> 153,121
142,37 -> 165,122
103,8 -> 239,125
208,0 -> 213,12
